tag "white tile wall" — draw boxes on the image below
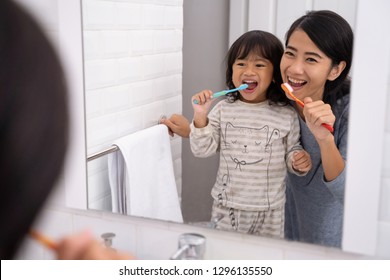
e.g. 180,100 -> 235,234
84,0 -> 184,211
131,30 -> 155,54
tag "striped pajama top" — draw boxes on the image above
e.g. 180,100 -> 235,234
190,99 -> 306,211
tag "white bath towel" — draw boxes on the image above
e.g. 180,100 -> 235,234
108,124 -> 183,223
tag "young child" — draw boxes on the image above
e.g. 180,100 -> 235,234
189,30 -> 311,238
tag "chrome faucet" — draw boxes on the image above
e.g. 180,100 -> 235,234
170,233 -> 206,260
101,232 -> 116,249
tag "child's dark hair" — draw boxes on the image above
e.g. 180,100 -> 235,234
225,30 -> 288,104
285,10 -> 353,104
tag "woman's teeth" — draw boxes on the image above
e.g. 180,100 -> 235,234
288,78 -> 306,87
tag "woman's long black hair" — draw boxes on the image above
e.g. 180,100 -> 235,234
0,0 -> 69,259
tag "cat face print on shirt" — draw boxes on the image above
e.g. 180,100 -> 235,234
222,122 -> 280,171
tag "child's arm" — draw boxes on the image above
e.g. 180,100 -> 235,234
191,89 -> 215,128
189,99 -> 222,158
286,109 -> 311,176
292,150 -> 312,173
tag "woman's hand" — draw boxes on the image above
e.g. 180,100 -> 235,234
302,97 -> 345,181
160,114 -> 190,138
302,97 -> 335,142
55,230 -> 134,260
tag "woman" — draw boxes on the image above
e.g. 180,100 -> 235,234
281,10 -> 352,248
162,10 -> 353,248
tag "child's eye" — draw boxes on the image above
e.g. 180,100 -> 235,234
256,64 -> 265,68
236,62 -> 245,66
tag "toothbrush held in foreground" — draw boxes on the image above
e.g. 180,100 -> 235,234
281,83 -> 334,133
193,84 -> 248,104
30,229 -> 57,250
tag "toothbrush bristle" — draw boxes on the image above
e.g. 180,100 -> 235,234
282,82 -> 293,93
281,83 -> 304,108
281,83 -> 333,133
239,84 -> 248,90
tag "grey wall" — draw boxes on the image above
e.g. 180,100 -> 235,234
182,0 -> 229,222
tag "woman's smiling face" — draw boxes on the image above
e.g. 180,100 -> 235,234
280,29 -> 339,102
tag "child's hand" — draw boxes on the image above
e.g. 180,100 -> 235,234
292,150 -> 312,173
192,89 -> 213,105
191,89 -> 215,128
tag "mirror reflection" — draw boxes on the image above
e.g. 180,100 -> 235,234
84,0 -> 356,248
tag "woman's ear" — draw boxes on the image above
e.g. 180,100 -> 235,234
327,61 -> 347,81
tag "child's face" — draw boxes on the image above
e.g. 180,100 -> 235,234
232,52 -> 274,103
280,29 -> 339,102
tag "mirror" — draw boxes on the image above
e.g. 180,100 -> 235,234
84,0 -> 359,242
14,0 -> 388,259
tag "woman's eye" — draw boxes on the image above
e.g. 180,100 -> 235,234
306,57 -> 318,63
284,51 -> 294,57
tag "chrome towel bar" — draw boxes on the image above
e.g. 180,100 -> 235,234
87,145 -> 118,162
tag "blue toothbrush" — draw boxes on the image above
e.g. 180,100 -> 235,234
193,84 -> 248,104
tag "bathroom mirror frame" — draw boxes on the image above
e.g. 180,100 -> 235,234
64,0 -> 386,257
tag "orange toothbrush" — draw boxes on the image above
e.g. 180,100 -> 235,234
30,229 -> 57,250
281,83 -> 334,133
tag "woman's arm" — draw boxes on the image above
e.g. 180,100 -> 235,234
317,134 -> 345,181
160,114 -> 191,138
303,97 -> 344,181
55,230 -> 134,260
